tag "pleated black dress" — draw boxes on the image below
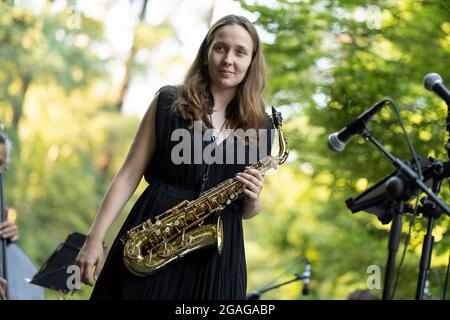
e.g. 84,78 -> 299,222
90,86 -> 273,300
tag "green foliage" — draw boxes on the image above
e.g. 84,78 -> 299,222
1,0 -> 449,300
131,21 -> 176,75
0,1 -> 169,300
3,82 -> 141,299
0,2 -> 107,136
241,0 -> 450,299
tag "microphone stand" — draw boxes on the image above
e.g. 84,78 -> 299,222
414,95 -> 450,299
246,272 -> 309,300
359,129 -> 450,300
415,190 -> 439,300
412,159 -> 450,299
382,194 -> 404,300
360,129 -> 450,217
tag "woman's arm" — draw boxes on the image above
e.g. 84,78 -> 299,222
242,197 -> 262,220
75,92 -> 159,286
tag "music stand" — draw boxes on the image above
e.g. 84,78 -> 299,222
345,157 -> 434,224
30,232 -> 85,294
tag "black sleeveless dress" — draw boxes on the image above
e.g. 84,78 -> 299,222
90,86 -> 273,300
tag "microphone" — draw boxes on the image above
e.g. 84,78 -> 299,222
301,262 -> 311,295
246,291 -> 261,300
328,99 -> 388,152
423,73 -> 450,106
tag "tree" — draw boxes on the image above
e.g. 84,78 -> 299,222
240,0 -> 450,299
0,2 -> 106,141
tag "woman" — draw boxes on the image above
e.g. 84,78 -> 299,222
76,14 -> 273,299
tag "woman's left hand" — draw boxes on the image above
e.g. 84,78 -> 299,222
235,166 -> 264,204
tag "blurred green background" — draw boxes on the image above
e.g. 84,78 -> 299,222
1,0 -> 449,300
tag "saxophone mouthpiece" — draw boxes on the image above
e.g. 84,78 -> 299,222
271,106 -> 283,128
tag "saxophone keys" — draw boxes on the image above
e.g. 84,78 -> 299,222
216,195 -> 226,204
181,232 -> 187,246
182,235 -> 193,247
187,211 -> 195,221
158,242 -> 172,257
144,220 -> 153,229
125,242 -> 140,259
143,251 -> 153,267
163,225 -> 171,235
147,232 -> 156,244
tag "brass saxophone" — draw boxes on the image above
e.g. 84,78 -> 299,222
121,107 -> 289,276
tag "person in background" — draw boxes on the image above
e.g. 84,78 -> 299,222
0,131 -> 20,300
0,132 -> 20,242
347,289 -> 380,300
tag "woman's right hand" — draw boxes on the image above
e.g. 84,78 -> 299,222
75,237 -> 104,286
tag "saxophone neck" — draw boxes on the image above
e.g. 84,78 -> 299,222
197,107 -> 289,200
271,106 -> 289,165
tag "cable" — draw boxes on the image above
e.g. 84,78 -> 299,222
385,98 -> 423,180
384,98 -> 422,299
257,255 -> 307,292
390,196 -> 419,299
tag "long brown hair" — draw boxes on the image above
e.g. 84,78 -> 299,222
172,15 -> 267,131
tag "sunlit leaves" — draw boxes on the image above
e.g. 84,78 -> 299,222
241,0 -> 450,299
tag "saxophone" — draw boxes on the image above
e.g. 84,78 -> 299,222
121,107 -> 289,276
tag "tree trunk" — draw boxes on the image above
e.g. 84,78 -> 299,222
11,74 -> 31,137
102,0 -> 149,184
114,0 -> 149,112
206,0 -> 217,28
